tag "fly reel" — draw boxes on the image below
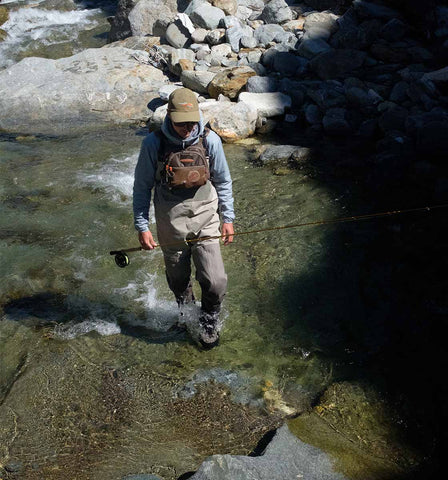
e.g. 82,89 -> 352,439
110,247 -> 142,268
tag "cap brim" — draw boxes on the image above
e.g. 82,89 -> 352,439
170,110 -> 200,123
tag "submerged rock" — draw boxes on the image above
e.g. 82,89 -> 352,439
189,424 -> 347,480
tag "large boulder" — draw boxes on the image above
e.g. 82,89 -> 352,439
127,0 -> 183,37
0,48 -> 168,135
189,424 -> 347,479
309,49 -> 366,80
261,0 -> 293,25
181,70 -> 217,94
239,91 -> 292,117
201,99 -> 258,142
189,2 -> 226,29
208,65 -> 257,99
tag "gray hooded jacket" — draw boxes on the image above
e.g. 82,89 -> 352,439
133,116 -> 235,233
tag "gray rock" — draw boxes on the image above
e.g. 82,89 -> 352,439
389,81 -> 409,103
212,0 -> 238,16
353,0 -> 400,20
0,48 -> 168,135
261,0 -> 293,25
304,11 -> 339,38
380,18 -> 407,42
272,52 -> 305,76
246,76 -> 279,93
261,44 -> 290,68
195,60 -> 211,71
254,24 -> 285,47
279,78 -> 305,106
165,20 -> 191,49
128,0 -> 179,36
247,63 -> 266,76
181,70 -> 216,93
225,16 -> 249,52
259,145 -> 299,165
236,5 -> 253,22
435,5 -> 448,38
378,106 -> 409,133
310,49 -> 366,80
247,50 -> 263,63
189,424 -> 347,480
189,3 -> 226,30
239,91 -> 292,117
322,107 -> 351,135
305,104 -> 322,124
241,35 -> 258,48
206,28 -> 226,45
159,84 -> 183,101
192,27 -> 208,43
168,48 -> 196,75
200,99 -> 258,141
276,30 -> 299,50
422,66 -> 448,83
297,37 -> 332,59
211,43 -> 233,58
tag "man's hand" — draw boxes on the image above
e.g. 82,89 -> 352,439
138,230 -> 157,250
222,222 -> 234,246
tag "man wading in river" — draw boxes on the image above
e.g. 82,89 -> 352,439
133,88 -> 235,349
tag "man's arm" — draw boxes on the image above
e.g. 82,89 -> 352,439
207,131 -> 235,232
133,135 -> 159,249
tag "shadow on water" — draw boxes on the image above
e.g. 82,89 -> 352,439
2,292 -> 193,346
267,122 -> 448,478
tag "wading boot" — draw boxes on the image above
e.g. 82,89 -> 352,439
171,283 -> 195,331
198,310 -> 221,349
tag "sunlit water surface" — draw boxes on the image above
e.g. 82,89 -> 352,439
0,127 -> 351,478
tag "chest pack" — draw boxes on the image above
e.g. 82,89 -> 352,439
156,129 -> 210,189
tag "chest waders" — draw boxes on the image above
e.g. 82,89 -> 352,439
153,131 -> 227,347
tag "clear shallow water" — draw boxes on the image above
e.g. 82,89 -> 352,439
0,4 -> 429,477
0,128 -> 347,478
0,0 -> 111,69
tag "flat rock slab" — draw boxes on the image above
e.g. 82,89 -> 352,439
190,424 -> 347,479
0,47 -> 168,135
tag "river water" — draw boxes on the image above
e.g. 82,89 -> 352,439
0,2 -> 439,479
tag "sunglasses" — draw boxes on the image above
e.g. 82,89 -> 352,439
173,121 -> 197,128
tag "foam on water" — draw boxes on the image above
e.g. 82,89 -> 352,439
54,317 -> 121,339
79,153 -> 136,204
0,6 -> 101,68
114,272 -> 180,332
78,151 -> 156,220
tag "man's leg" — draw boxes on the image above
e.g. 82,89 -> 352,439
163,247 -> 195,306
192,242 -> 227,348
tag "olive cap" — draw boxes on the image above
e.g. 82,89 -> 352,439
167,88 -> 200,123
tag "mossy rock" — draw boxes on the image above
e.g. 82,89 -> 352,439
0,6 -> 8,27
0,28 -> 7,42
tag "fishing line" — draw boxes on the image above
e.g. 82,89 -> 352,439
110,203 -> 448,267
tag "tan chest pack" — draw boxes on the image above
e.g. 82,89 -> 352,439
156,129 -> 210,189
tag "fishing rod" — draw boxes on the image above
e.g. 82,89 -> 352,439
109,203 -> 448,267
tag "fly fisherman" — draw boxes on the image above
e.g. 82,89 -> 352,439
133,88 -> 235,349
